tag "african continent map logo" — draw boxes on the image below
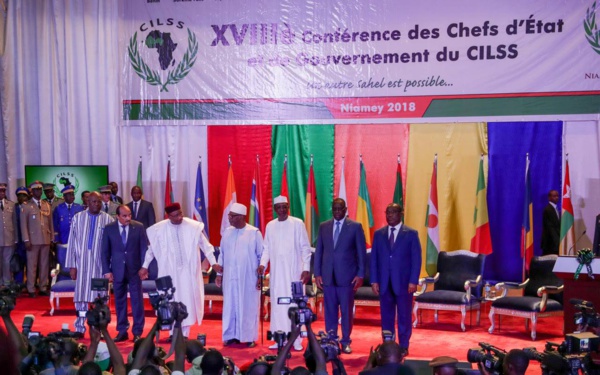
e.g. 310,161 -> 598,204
128,26 -> 198,92
585,2 -> 600,55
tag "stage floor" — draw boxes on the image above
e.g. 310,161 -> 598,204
10,294 -> 564,374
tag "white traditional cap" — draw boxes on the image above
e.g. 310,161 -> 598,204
230,202 -> 247,216
273,195 -> 288,205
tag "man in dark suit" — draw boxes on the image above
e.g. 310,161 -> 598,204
371,203 -> 421,356
109,182 -> 123,204
126,186 -> 156,229
314,198 -> 366,354
541,190 -> 560,255
101,205 -> 148,342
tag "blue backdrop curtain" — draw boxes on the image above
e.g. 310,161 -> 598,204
486,121 -> 563,282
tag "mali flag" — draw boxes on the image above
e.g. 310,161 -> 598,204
521,155 -> 534,273
356,159 -> 374,246
470,156 -> 492,254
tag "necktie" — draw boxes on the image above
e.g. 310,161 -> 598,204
68,204 -> 71,213
389,227 -> 396,248
134,201 -> 138,218
104,203 -> 108,213
0,200 -> 3,211
333,221 -> 340,248
37,201 -> 41,210
121,225 -> 127,245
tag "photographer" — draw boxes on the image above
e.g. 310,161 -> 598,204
185,340 -> 206,375
477,350 -> 528,375
81,317 -> 126,375
129,301 -> 186,375
359,341 -> 412,375
271,318 -> 327,375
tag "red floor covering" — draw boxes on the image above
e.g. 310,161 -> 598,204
8,294 -> 564,374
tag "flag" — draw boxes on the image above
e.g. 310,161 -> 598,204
305,160 -> 320,246
356,159 -> 374,247
281,155 -> 289,200
560,157 -> 575,255
425,155 -> 440,276
470,156 -> 493,254
521,155 -> 534,274
393,157 -> 403,207
193,159 -> 209,238
220,161 -> 237,236
338,157 -> 347,204
164,160 -> 174,219
249,157 -> 266,234
136,158 -> 143,190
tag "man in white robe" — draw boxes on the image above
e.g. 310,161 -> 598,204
139,202 -> 221,338
216,203 -> 263,347
65,192 -> 114,334
258,196 -> 311,351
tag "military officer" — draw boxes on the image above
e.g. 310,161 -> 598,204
43,183 -> 64,212
21,181 -> 54,297
0,183 -> 17,286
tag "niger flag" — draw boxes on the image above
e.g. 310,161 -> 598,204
470,156 -> 492,254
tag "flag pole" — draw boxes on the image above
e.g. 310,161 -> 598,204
523,153 -> 529,281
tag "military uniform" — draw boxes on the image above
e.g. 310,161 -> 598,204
0,184 -> 18,285
21,192 -> 54,294
43,183 -> 64,212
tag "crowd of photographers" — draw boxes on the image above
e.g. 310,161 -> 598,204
2,279 -> 600,375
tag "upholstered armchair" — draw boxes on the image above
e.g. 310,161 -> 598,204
413,250 -> 486,331
488,254 -> 563,340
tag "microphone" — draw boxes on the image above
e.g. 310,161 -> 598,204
569,298 -> 594,307
568,230 -> 587,255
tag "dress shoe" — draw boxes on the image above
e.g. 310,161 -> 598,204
224,339 -> 237,346
28,293 -> 36,298
38,290 -> 49,297
342,344 -> 352,354
399,347 -> 409,357
114,332 -> 129,342
133,335 -> 141,343
247,341 -> 256,348
166,335 -> 173,343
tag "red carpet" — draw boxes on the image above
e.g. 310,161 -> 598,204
9,294 -> 563,374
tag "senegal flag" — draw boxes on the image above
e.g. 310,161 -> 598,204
470,156 -> 492,254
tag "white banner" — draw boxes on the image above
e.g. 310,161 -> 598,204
120,0 -> 600,122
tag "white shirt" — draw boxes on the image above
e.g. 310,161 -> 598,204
388,222 -> 403,242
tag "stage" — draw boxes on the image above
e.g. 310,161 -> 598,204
8,294 -> 564,374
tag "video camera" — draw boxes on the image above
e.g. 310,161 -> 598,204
316,330 -> 341,362
85,278 -> 110,328
0,283 -> 21,315
572,298 -> 600,331
467,342 -> 506,375
522,299 -> 600,375
277,281 -> 316,326
148,276 -> 188,330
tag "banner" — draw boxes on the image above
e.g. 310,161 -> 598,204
120,0 -> 600,123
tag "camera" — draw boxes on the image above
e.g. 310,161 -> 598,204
148,276 -> 188,330
572,299 -> 600,330
197,333 -> 206,346
0,283 -> 20,315
266,330 -> 288,351
382,330 -> 395,342
467,342 -> 506,375
317,330 -> 341,362
524,342 -> 596,375
278,281 -> 316,326
22,314 -> 35,336
85,278 -> 110,328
